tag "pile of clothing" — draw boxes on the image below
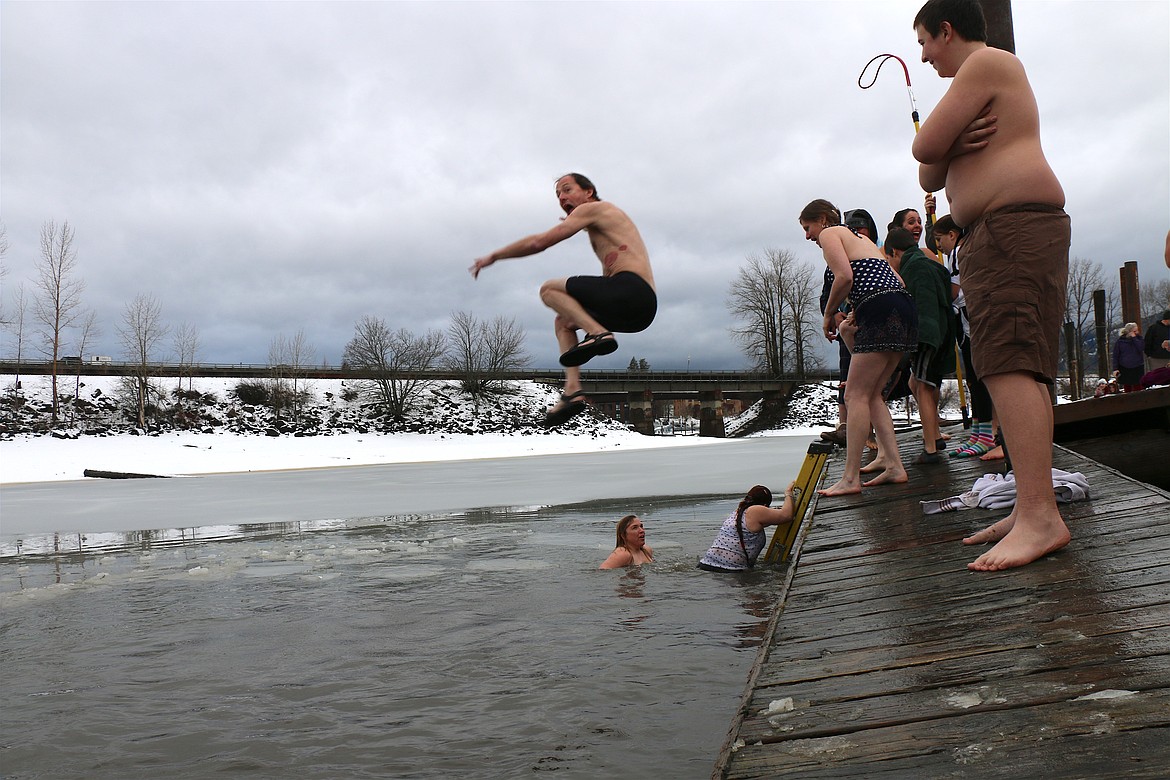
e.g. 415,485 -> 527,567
921,468 -> 1091,515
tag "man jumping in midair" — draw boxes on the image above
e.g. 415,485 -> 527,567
471,173 -> 657,426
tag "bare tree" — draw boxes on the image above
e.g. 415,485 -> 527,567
67,311 -> 100,426
268,329 -> 315,423
33,221 -> 85,423
1140,278 -> 1170,324
728,248 -> 819,377
778,259 -> 821,376
0,222 -> 9,327
173,321 -> 201,393
343,315 -> 446,420
1063,256 -> 1103,372
118,293 -> 169,429
5,282 -> 28,389
444,310 -> 529,401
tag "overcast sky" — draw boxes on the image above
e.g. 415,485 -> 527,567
2,0 -> 1167,371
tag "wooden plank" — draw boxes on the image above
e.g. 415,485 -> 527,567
715,430 -> 1170,779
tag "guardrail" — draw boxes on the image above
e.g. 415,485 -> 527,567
0,360 -> 828,385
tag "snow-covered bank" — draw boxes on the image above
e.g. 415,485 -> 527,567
0,374 -> 837,484
0,428 -> 720,484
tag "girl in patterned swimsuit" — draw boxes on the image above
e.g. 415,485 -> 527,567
698,482 -> 797,572
799,199 -> 919,496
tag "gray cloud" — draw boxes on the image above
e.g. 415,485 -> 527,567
2,1 -> 1166,371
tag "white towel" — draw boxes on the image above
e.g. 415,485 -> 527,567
921,468 -> 1091,514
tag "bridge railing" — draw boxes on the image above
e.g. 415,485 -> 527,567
0,360 -> 829,385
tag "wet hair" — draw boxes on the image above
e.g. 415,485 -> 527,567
914,0 -> 988,43
885,227 -> 917,253
1119,322 -> 1138,337
733,485 -> 772,567
933,214 -> 960,234
615,514 -> 640,550
888,208 -> 921,233
799,199 -> 841,225
558,172 -> 600,201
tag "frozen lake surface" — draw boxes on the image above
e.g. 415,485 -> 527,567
1,436 -> 812,779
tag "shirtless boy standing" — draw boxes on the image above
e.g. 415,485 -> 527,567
471,174 -> 656,427
911,0 -> 1071,571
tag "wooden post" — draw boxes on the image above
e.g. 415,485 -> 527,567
1119,261 -> 1142,327
1093,289 -> 1109,380
698,389 -> 726,439
979,0 -> 1016,53
1063,321 -> 1080,400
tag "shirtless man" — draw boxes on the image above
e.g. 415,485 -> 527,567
470,173 -> 657,426
912,0 -> 1071,571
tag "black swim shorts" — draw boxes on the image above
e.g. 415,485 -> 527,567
565,271 -> 657,333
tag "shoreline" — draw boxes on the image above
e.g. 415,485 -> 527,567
0,426 -> 824,486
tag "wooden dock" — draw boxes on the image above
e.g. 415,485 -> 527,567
714,427 -> 1170,779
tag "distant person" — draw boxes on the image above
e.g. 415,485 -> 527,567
935,213 -> 997,457
1143,309 -> 1170,372
1112,323 -> 1146,393
884,227 -> 956,464
912,0 -> 1071,571
471,173 -> 657,427
599,515 -> 654,569
801,198 -> 916,495
698,483 -> 797,572
1093,378 -> 1118,398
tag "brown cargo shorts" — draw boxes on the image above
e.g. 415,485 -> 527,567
958,204 -> 1070,385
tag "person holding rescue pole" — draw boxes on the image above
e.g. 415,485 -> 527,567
801,199 -> 915,496
911,0 -> 1071,571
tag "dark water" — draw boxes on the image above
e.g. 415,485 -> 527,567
0,496 -> 787,779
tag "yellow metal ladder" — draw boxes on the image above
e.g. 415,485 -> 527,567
762,440 -> 834,564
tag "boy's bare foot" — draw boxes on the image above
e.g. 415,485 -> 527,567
968,514 -> 1071,571
863,468 -> 908,487
818,477 -> 862,496
860,457 -> 889,474
979,445 -> 1005,461
962,515 -> 1014,545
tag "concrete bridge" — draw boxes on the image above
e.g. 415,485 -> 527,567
0,361 -> 826,438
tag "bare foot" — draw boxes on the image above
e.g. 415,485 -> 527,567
863,468 -> 908,487
979,445 -> 1005,461
818,477 -> 862,496
962,515 -> 1014,545
860,457 -> 889,474
967,514 -> 1071,571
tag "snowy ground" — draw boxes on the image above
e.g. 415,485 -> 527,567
0,374 -> 834,484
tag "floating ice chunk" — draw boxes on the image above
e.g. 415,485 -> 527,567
187,566 -> 209,575
465,559 -> 553,572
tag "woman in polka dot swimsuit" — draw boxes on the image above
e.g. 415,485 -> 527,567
800,198 -> 919,496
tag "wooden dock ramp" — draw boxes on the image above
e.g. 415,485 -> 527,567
714,430 -> 1170,779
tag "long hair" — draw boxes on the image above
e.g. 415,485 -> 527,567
1119,322 -> 1138,338
615,514 -> 639,550
734,485 -> 772,567
888,208 -> 920,234
800,199 -> 841,226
